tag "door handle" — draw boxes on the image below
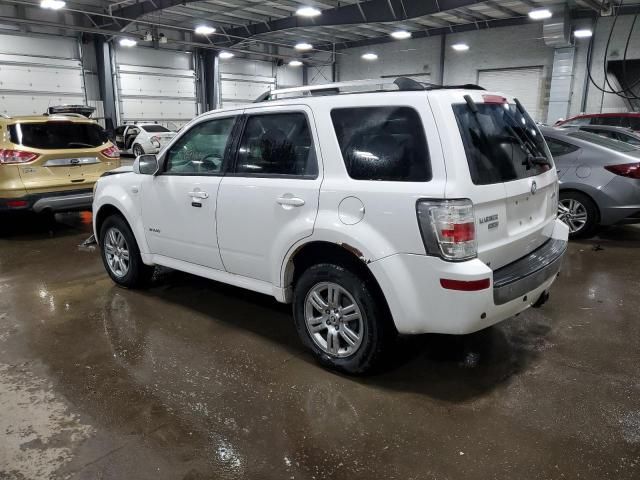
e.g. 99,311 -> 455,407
276,196 -> 305,207
188,191 -> 209,199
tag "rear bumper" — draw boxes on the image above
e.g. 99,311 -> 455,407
0,189 -> 93,213
597,176 -> 640,225
369,219 -> 569,335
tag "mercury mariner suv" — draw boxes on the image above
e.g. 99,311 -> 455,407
93,78 -> 569,374
1,107 -> 120,214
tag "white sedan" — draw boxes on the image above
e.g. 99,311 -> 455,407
114,124 -> 176,157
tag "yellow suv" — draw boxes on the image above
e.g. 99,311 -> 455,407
0,111 -> 120,213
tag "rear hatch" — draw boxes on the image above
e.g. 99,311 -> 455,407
9,119 -> 120,194
447,91 -> 557,270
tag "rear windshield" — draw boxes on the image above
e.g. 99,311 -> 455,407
330,106 -> 431,182
9,122 -> 109,149
567,130 -> 639,152
142,125 -> 171,133
453,103 -> 553,185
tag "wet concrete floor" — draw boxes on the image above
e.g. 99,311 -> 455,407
0,213 -> 639,479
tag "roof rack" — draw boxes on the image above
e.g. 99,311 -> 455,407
255,77 -> 484,102
0,113 -> 10,119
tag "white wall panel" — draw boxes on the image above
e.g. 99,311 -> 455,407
0,34 -> 84,117
478,67 -> 544,121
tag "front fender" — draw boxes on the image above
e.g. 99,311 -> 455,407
93,178 -> 150,257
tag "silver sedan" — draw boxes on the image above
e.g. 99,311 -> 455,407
541,126 -> 640,238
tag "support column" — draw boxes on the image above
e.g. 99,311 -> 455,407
94,37 -> 117,135
201,50 -> 220,112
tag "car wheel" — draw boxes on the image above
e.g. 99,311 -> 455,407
558,191 -> 599,239
132,144 -> 145,157
99,214 -> 153,288
293,263 -> 394,374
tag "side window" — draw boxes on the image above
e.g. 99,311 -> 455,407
234,112 -> 317,177
565,117 -> 590,126
628,117 -> 640,130
330,107 -> 431,182
545,138 -> 579,157
164,117 -> 236,175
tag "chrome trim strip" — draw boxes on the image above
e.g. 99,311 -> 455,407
493,238 -> 568,305
43,157 -> 100,167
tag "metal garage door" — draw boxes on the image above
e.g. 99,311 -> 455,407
0,34 -> 85,117
220,58 -> 275,108
478,67 -> 543,121
115,48 -> 197,129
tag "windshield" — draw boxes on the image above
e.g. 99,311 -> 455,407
568,130 -> 639,152
142,125 -> 171,133
453,102 -> 553,185
9,122 -> 109,149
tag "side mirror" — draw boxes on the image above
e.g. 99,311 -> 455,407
133,154 -> 159,175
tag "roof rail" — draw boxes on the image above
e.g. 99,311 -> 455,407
255,76 -> 484,102
0,113 -> 10,119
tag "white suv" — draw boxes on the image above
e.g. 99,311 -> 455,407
93,78 -> 569,374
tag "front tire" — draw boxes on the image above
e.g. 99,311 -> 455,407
558,191 -> 598,239
293,263 -> 394,374
99,215 -> 153,288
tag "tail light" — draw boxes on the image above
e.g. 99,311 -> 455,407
150,136 -> 161,148
605,162 -> 640,179
101,145 -> 120,159
0,149 -> 39,164
416,199 -> 477,261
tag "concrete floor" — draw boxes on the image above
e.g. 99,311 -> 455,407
1,213 -> 639,480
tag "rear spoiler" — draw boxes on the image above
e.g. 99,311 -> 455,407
46,105 -> 96,118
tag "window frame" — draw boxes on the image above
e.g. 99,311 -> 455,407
329,105 -> 433,183
227,110 -> 320,180
158,115 -> 240,177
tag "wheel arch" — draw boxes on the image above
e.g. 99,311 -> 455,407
281,240 -> 391,317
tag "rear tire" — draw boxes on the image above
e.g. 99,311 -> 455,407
99,214 -> 153,288
558,191 -> 598,239
293,263 -> 394,375
132,144 -> 145,157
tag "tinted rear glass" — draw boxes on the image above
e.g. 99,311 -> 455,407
10,122 -> 109,149
567,130 -> 639,152
453,103 -> 552,185
330,107 -> 431,182
628,117 -> 640,130
142,125 -> 171,133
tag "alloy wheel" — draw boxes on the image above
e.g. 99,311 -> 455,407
304,282 -> 364,358
104,227 -> 130,278
558,198 -> 588,233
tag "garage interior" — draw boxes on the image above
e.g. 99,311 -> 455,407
1,0 -> 640,479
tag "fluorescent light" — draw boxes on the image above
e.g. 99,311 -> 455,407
195,25 -> 216,35
295,42 -> 313,51
391,30 -> 412,40
219,51 -> 234,59
40,0 -> 65,10
361,53 -> 378,60
574,29 -> 593,38
451,43 -> 469,51
296,6 -> 321,17
289,60 -> 303,67
119,38 -> 137,47
528,8 -> 552,20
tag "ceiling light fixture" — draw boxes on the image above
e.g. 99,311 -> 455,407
40,0 -> 65,10
195,25 -> 216,35
361,53 -> 378,60
289,60 -> 303,67
119,38 -> 137,47
528,8 -> 552,20
295,42 -> 313,51
391,30 -> 412,40
574,29 -> 593,38
451,43 -> 469,51
296,6 -> 321,17
219,51 -> 234,59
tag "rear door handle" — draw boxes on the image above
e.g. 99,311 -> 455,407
188,191 -> 209,199
276,196 -> 305,207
